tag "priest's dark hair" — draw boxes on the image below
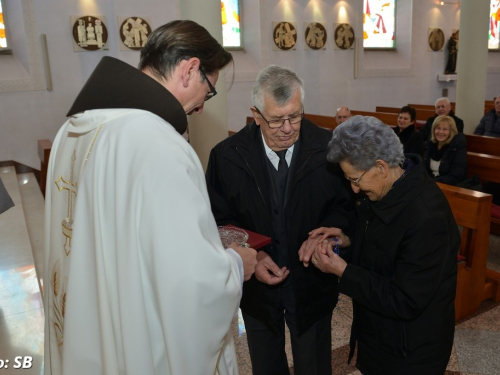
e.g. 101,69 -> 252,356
139,20 -> 233,80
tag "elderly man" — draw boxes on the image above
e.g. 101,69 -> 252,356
44,20 -> 256,375
474,95 -> 500,137
336,106 -> 352,125
420,97 -> 464,140
206,65 -> 353,375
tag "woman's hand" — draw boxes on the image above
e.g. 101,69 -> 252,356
308,227 -> 351,248
311,240 -> 347,277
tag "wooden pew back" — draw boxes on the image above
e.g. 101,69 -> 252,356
467,152 -> 500,184
350,110 -> 399,126
465,134 -> 500,157
375,106 -> 436,122
437,183 -> 492,321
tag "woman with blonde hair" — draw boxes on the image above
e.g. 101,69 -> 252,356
423,115 -> 467,185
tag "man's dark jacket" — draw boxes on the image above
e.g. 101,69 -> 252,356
423,133 -> 467,186
474,109 -> 500,138
340,156 -> 459,375
206,119 -> 353,335
420,111 -> 464,141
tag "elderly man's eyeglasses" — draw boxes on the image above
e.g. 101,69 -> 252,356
199,67 -> 217,102
345,169 -> 368,187
254,106 -> 304,129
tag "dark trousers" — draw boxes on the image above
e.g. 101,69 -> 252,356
242,283 -> 332,375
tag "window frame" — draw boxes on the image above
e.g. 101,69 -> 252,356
222,0 -> 244,51
489,0 -> 500,51
0,0 -> 12,53
363,0 -> 397,51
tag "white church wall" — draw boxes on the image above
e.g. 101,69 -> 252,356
227,0 -> 500,132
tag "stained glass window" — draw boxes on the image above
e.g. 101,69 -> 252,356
363,0 -> 396,49
0,0 -> 9,50
222,0 -> 242,49
489,0 -> 500,50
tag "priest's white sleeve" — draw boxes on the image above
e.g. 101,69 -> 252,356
226,248 -> 244,288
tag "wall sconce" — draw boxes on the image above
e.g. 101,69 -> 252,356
439,1 -> 460,5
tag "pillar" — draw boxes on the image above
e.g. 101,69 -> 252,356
455,0 -> 490,134
179,0 -> 229,170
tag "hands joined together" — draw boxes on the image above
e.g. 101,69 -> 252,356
298,227 -> 350,278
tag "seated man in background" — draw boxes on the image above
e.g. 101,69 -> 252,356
336,106 -> 351,125
474,95 -> 500,137
420,97 -> 464,140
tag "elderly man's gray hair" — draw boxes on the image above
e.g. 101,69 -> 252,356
435,97 -> 450,106
327,116 -> 404,170
252,65 -> 305,112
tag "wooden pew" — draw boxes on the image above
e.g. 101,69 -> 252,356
437,183 -> 500,321
467,152 -> 500,236
350,110 -> 399,126
38,139 -> 52,197
409,103 -> 491,115
465,134 -> 500,157
375,106 -> 436,123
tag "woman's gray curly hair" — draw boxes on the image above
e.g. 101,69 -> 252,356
327,115 -> 404,170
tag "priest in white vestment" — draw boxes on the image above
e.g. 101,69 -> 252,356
44,21 -> 256,375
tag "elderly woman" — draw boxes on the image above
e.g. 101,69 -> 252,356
424,115 -> 467,186
309,116 -> 460,375
397,105 -> 424,155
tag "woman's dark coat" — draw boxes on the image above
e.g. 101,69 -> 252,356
397,125 -> 424,156
340,156 -> 460,375
423,132 -> 467,186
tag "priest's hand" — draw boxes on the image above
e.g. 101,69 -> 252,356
230,243 -> 257,281
255,251 -> 289,285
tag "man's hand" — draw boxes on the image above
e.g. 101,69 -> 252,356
230,242 -> 257,281
255,252 -> 289,285
298,237 -> 322,267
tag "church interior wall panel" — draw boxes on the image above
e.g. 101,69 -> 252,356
0,0 -> 177,169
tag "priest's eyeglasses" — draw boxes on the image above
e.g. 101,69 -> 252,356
199,67 -> 217,102
254,106 -> 304,129
344,169 -> 368,187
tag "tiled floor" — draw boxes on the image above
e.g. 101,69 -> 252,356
0,167 -> 44,374
1,165 -> 499,375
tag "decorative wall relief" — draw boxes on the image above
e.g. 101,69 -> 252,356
273,22 -> 297,50
118,17 -> 152,51
304,22 -> 327,50
428,28 -> 444,51
71,15 -> 108,51
334,23 -> 355,50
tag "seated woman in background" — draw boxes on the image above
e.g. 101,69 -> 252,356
424,115 -> 467,186
397,106 -> 424,155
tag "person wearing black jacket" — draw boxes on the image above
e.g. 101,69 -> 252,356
424,115 -> 467,186
396,105 -> 424,155
309,116 -> 459,375
206,65 -> 353,375
420,97 -> 464,141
